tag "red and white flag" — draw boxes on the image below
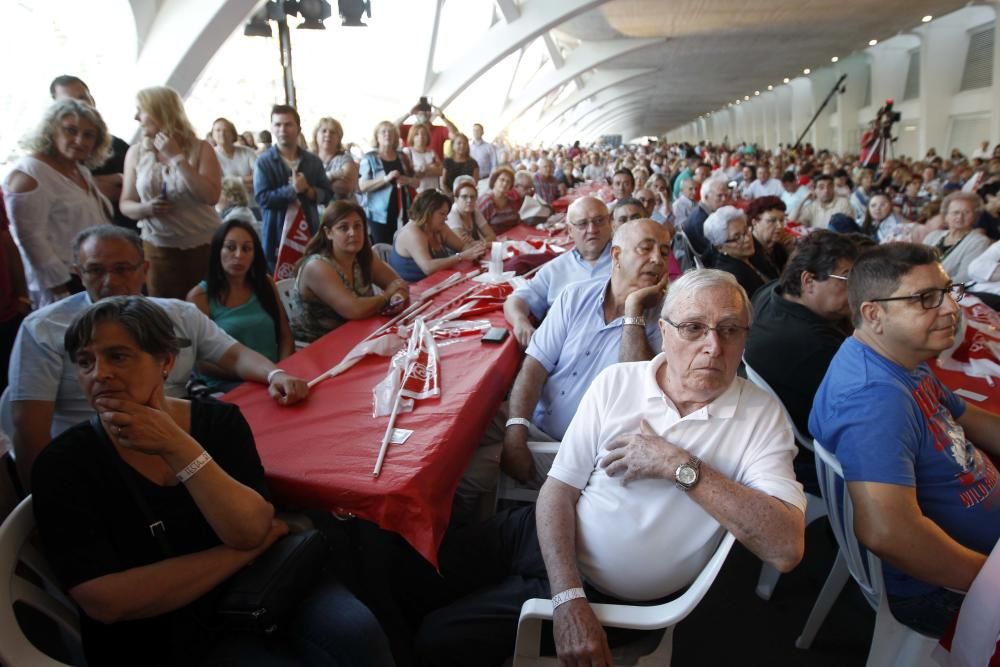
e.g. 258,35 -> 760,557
373,318 -> 440,416
273,202 -> 312,281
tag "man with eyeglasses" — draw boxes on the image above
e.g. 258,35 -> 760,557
810,243 -> 1000,638
503,197 -> 613,347
413,269 -> 804,665
744,231 -> 872,493
5,225 -> 309,489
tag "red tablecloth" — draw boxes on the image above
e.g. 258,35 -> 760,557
224,226 -> 547,565
933,362 -> 1000,415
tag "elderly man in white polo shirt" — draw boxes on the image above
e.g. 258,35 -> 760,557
412,269 -> 805,666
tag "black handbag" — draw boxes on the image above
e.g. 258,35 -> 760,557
90,415 -> 329,636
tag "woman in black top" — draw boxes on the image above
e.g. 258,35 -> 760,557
440,133 -> 480,194
31,296 -> 393,666
703,205 -> 777,298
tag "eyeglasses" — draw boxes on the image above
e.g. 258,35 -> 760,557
826,273 -> 849,282
724,230 -> 751,244
78,262 -> 144,280
568,215 -> 610,230
869,283 -> 967,310
663,318 -> 750,342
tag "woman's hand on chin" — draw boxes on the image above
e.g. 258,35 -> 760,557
95,389 -> 184,456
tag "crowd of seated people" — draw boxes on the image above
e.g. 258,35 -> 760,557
2,71 -> 1000,666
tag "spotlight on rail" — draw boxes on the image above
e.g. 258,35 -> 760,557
339,0 -> 371,26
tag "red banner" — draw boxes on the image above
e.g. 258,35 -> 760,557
274,203 -> 312,281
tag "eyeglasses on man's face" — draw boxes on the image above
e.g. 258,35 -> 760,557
663,318 -> 750,342
869,283 -> 967,310
568,215 -> 610,230
78,262 -> 145,280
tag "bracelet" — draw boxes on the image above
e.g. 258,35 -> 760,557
266,368 -> 287,385
622,316 -> 646,327
176,451 -> 213,483
551,587 -> 586,610
505,417 -> 532,430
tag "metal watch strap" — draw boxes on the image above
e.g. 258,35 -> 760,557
622,316 -> 646,326
675,454 -> 702,491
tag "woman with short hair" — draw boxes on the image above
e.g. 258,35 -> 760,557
120,86 -> 222,300
390,189 -> 486,283
923,191 -> 992,283
31,295 -> 394,667
446,179 -> 496,244
404,123 -> 442,193
292,200 -> 409,342
312,117 -> 358,200
358,120 -> 418,245
440,133 -> 479,194
477,166 -> 521,234
2,98 -> 113,306
703,205 -> 775,298
211,117 -> 256,194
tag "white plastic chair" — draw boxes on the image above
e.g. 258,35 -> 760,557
512,532 -> 736,666
0,496 -> 81,667
495,441 -> 560,507
741,358 -> 829,601
275,277 -> 308,351
372,243 -> 393,264
803,440 -> 938,665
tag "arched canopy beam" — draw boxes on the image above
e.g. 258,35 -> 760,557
498,38 -> 662,132
530,68 -> 657,140
426,0 -> 608,108
585,111 -> 646,141
548,85 -> 652,142
553,93 -> 650,143
577,103 -> 648,138
135,0 -> 258,97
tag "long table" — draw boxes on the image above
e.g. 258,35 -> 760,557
225,226 -> 546,565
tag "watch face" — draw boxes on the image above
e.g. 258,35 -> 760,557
677,465 -> 697,486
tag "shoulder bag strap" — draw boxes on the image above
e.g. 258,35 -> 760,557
89,415 -> 174,557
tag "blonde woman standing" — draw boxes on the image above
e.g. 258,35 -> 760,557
121,86 -> 222,299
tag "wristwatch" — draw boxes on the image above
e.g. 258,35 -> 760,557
674,455 -> 702,491
622,316 -> 646,327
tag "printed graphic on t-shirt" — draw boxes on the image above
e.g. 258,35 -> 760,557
912,375 -> 998,509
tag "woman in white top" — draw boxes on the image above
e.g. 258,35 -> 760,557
211,117 -> 256,193
312,117 -> 358,201
922,191 -> 992,284
121,86 -> 222,299
404,123 -> 442,193
2,98 -> 112,306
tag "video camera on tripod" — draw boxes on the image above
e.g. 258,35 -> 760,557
875,98 -> 902,138
861,98 -> 901,166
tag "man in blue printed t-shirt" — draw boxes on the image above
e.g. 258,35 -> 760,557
810,243 -> 1000,638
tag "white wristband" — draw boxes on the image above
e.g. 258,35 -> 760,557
266,369 -> 286,385
176,451 -> 212,483
505,417 -> 532,430
552,587 -> 586,610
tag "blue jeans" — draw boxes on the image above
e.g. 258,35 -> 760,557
205,577 -> 395,666
887,588 -> 965,638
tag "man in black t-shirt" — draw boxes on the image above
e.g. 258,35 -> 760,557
744,230 -> 871,492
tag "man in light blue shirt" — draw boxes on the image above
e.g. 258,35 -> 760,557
501,218 -> 673,484
503,196 -> 614,347
5,226 -> 309,488
469,123 -> 497,179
